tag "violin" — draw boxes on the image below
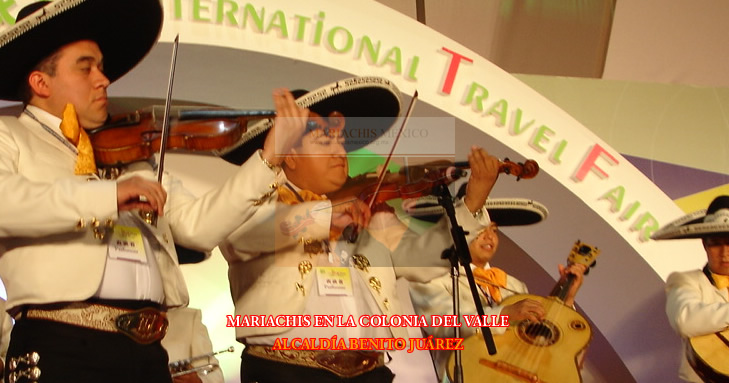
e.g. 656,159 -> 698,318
88,106 -> 345,168
327,158 -> 538,243
88,105 -> 275,167
326,158 -> 539,207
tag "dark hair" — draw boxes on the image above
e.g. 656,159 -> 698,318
19,48 -> 62,104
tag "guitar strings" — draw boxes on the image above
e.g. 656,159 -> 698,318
499,295 -> 573,377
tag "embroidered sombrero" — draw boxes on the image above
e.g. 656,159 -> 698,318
651,195 -> 729,240
402,195 -> 549,226
219,76 -> 402,165
0,0 -> 163,101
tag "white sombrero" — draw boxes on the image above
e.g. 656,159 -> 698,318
403,196 -> 549,226
219,76 -> 402,165
0,0 -> 163,101
651,195 -> 729,240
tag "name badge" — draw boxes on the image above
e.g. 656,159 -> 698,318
316,267 -> 353,296
108,225 -> 147,263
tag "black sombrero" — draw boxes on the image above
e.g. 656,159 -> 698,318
651,195 -> 729,240
402,196 -> 549,226
219,76 -> 402,166
0,0 -> 163,101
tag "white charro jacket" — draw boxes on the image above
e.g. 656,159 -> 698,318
221,191 -> 490,341
0,109 -> 279,311
666,268 -> 729,383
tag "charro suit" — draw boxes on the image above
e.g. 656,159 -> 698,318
665,268 -> 729,383
0,107 -> 279,311
409,267 -> 528,380
220,193 -> 489,342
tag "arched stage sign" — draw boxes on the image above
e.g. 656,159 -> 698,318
152,0 -> 704,276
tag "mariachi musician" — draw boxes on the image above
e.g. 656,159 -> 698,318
653,195 -> 729,383
0,0 -> 307,382
218,77 -> 502,383
408,197 -> 588,382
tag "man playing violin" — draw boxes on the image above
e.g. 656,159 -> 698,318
654,195 -> 729,383
409,200 -> 588,382
0,1 -> 307,382
219,78 -> 502,383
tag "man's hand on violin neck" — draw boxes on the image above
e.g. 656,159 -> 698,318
116,176 -> 167,216
463,146 -> 500,213
261,88 -> 309,166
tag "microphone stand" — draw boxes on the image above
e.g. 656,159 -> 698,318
435,183 -> 497,383
441,246 -> 465,383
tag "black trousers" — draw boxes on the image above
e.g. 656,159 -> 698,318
240,351 -> 395,383
6,310 -> 172,383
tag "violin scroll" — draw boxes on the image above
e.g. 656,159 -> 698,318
499,158 -> 539,180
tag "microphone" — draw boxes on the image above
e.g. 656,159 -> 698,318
444,166 -> 467,183
427,166 -> 466,197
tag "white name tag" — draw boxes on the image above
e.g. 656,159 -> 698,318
316,267 -> 353,296
108,225 -> 147,263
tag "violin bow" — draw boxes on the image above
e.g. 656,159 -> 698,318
156,34 -> 179,186
339,90 -> 417,243
366,90 -> 418,210
140,34 -> 179,226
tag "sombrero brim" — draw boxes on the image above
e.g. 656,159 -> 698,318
0,0 -> 163,101
402,196 -> 548,226
651,209 -> 729,240
219,76 -> 401,166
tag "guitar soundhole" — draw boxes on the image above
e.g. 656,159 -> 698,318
517,320 -> 560,347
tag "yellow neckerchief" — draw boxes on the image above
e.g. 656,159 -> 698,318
473,265 -> 507,304
277,183 -> 327,204
59,103 -> 96,175
711,272 -> 729,290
